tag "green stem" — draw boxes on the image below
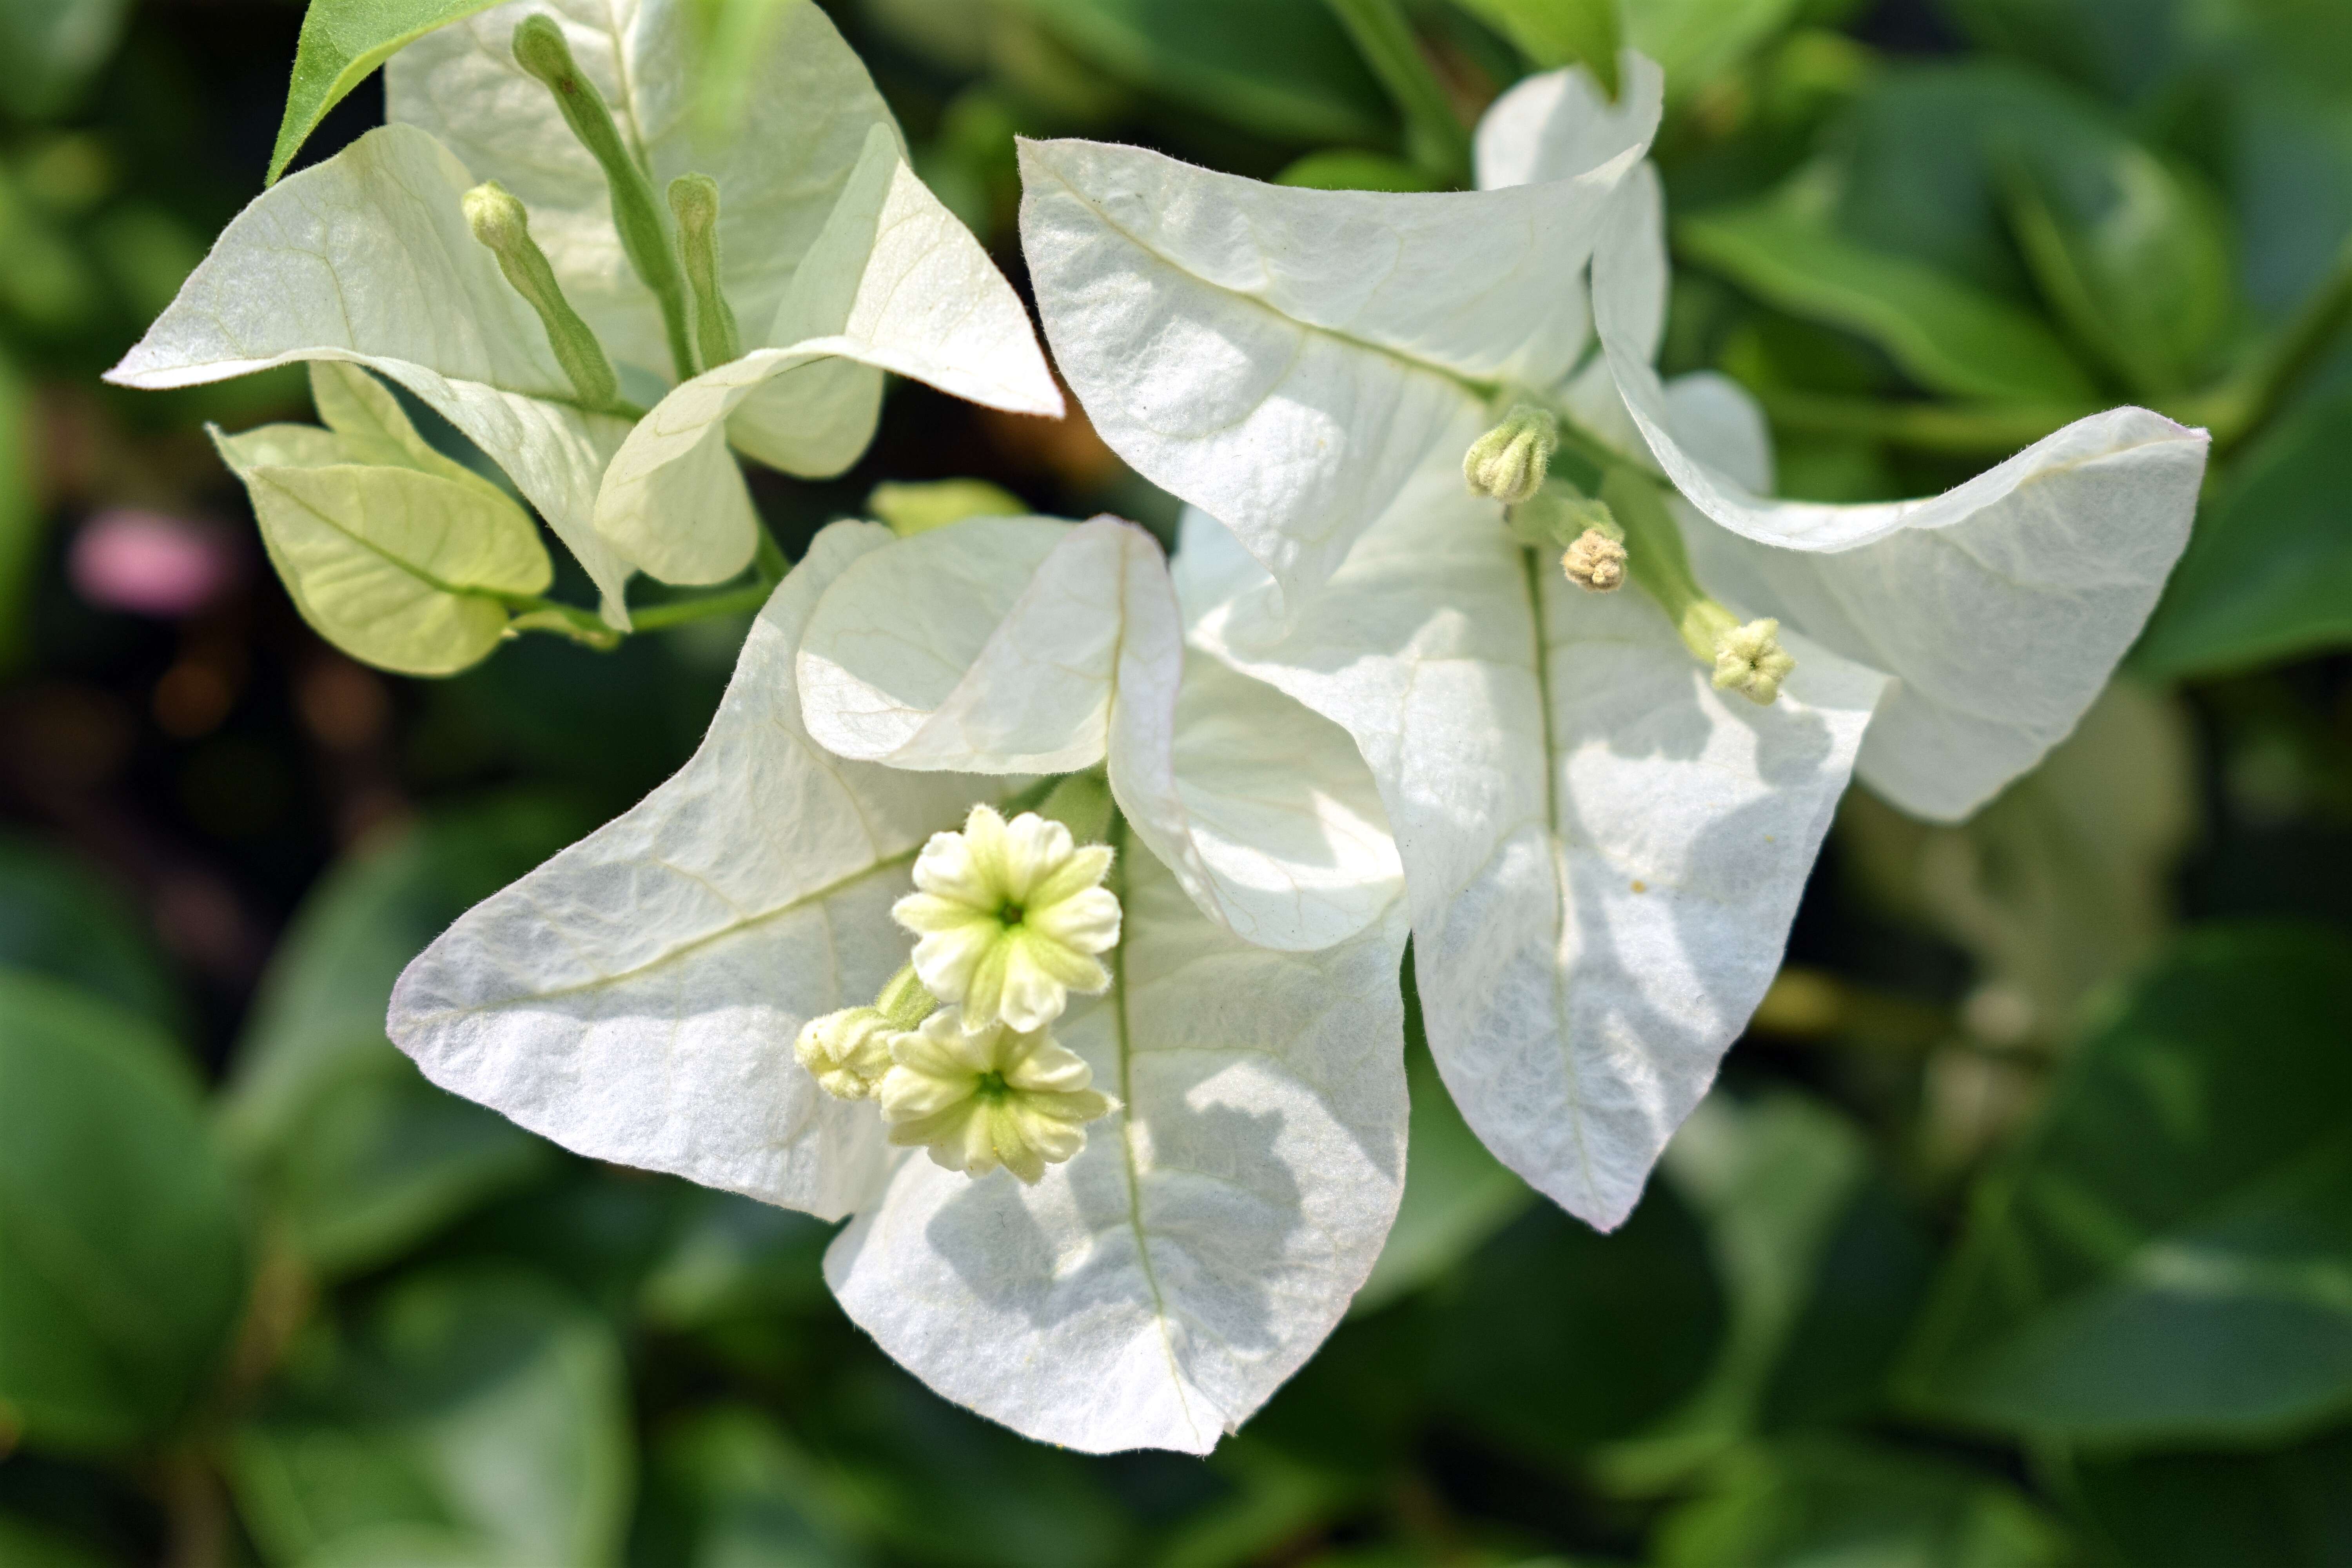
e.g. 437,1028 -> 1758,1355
1602,465 -> 1735,663
1320,0 -> 1471,187
626,578 -> 777,630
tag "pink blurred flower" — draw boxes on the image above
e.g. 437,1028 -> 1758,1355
70,508 -> 242,617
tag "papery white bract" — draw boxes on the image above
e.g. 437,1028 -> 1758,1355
108,0 -> 1059,624
796,514 -> 1405,954
1018,54 -> 2209,1228
388,519 -> 1414,1455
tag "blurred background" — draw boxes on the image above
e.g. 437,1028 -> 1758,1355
2,0 -> 2350,1563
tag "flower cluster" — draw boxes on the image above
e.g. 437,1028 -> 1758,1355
116,0 -> 2218,1463
793,805 -> 1121,1183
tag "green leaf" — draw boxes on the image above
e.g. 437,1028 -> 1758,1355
1447,0 -> 1616,77
2002,134 -> 2236,396
2137,392 -> 2352,678
1272,149 -> 1441,192
0,972 -> 247,1454
211,415 -> 552,678
634,1407 -> 869,1568
1598,1093 -> 1872,1490
1678,188 -> 2100,404
0,351 -> 38,672
1010,0 -> 1393,147
0,834 -> 181,1035
1352,965 -> 1531,1314
2069,1425 -> 2352,1568
230,1268 -> 633,1568
0,1515 -> 114,1568
0,0 -> 131,120
1652,1437 -> 2074,1568
1900,924 -> 2352,1444
1625,0 -> 1806,98
221,799 -> 582,1277
1429,1175 -> 1724,1457
863,478 -> 1029,538
266,0 -> 503,183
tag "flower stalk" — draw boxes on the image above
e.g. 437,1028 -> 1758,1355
512,14 -> 698,381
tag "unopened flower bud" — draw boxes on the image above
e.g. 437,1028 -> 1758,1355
1561,528 -> 1628,592
463,180 -> 619,410
795,1006 -> 902,1101
668,172 -> 741,368
513,13 -> 695,379
1711,617 -> 1797,705
1464,404 -> 1558,506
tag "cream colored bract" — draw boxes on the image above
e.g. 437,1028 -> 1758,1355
1015,52 -> 2209,1231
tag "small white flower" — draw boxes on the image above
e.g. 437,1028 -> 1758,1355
1711,617 -> 1796,705
878,1010 -> 1114,1183
892,805 -> 1120,1032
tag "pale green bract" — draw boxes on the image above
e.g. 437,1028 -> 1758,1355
1014,53 -> 2211,1230
107,0 -> 1060,628
211,364 -> 552,676
387,521 -> 1413,1454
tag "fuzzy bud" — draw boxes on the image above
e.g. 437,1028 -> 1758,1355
1463,404 -> 1558,506
1711,617 -> 1797,705
1561,528 -> 1628,592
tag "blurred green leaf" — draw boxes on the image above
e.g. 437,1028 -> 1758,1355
0,0 -> 130,120
0,1515 -> 114,1568
1899,924 -> 2352,1444
267,0 -> 503,183
1011,0 -> 1393,146
231,1268 -> 632,1568
638,1190 -> 833,1330
1625,0 -> 1806,99
0,972 -> 247,1455
1759,1176 -> 1938,1430
0,170 -> 101,333
828,1367 -> 1135,1568
1273,149 -> 1441,191
1679,182 -> 2099,404
632,1407 -> 869,1568
2068,1424 -> 2352,1567
1652,1437 -> 2073,1568
865,477 -> 1029,537
1838,681 -> 2198,1044
0,834 -> 181,1033
2138,391 -> 2352,677
1431,1171 -> 1724,1457
1447,0 -> 1615,78
1353,978 -> 1531,1314
221,800 -> 581,1277
1599,1093 -> 1870,1489
2002,134 -> 2236,397
0,351 -> 36,673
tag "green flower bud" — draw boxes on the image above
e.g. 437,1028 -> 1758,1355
512,14 -> 696,379
667,172 -> 741,368
1464,403 -> 1558,505
463,180 -> 619,411
1599,464 -> 1799,704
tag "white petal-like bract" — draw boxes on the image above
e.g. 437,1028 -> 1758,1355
827,842 -> 1410,1454
1018,95 -> 1658,608
1187,499 -> 1886,1229
1590,167 -> 2210,820
105,125 -> 637,625
593,127 -> 1063,585
388,0 -> 898,378
386,522 -> 988,1220
799,515 -> 1403,951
